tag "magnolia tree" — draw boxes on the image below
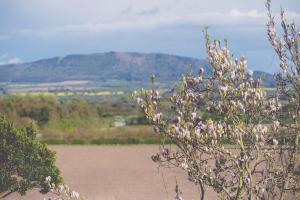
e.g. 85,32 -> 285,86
133,1 -> 299,199
266,0 -> 300,195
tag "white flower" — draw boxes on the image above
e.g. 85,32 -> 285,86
248,70 -> 253,77
195,128 -> 201,137
241,59 -> 247,66
59,185 -> 64,192
136,97 -> 142,104
273,138 -> 279,146
182,129 -> 190,137
71,191 -> 80,199
243,176 -> 250,185
272,121 -> 280,131
45,176 -> 51,182
153,91 -> 161,100
255,134 -> 259,142
177,116 -> 181,124
237,101 -> 245,112
181,162 -> 188,170
212,131 -> 217,139
204,147 -> 208,152
230,71 -> 236,79
219,86 -> 228,94
191,112 -> 197,120
153,113 -> 162,122
173,125 -> 179,133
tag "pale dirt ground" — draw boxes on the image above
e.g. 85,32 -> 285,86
5,145 -> 217,200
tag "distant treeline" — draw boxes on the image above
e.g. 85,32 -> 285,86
1,94 -> 291,145
0,95 -> 157,144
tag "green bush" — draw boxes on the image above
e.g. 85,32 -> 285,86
18,106 -> 51,126
0,116 -> 62,198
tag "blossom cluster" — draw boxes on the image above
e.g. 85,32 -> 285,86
44,176 -> 82,200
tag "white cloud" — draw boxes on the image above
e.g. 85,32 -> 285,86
0,0 -> 293,39
229,9 -> 264,18
17,11 -> 243,37
0,54 -> 21,65
7,57 -> 21,64
17,8 -> 300,38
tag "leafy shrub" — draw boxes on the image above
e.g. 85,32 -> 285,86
0,116 -> 62,198
18,106 -> 51,126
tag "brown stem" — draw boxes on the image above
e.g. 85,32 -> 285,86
0,189 -> 17,199
199,180 -> 205,200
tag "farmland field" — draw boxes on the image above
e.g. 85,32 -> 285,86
5,145 -> 217,200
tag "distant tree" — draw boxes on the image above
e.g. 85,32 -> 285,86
18,106 -> 51,126
0,116 -> 62,198
39,106 -> 50,125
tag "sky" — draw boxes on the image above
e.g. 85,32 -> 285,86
0,0 -> 299,73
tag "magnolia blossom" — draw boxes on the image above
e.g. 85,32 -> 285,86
272,138 -> 279,146
272,120 -> 280,131
268,97 -> 282,112
181,128 -> 190,138
191,112 -> 197,120
71,191 -> 80,199
237,101 -> 245,112
195,128 -> 201,137
44,176 -> 81,200
243,176 -> 250,185
136,97 -> 142,104
219,86 -> 228,95
45,176 -> 51,182
247,70 -> 254,77
253,124 -> 268,142
153,113 -> 162,122
181,162 -> 188,170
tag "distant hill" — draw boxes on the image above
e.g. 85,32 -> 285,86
0,52 -> 275,87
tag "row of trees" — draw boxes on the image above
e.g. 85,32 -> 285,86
134,0 -> 299,199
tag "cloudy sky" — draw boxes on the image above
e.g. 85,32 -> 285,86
0,0 -> 299,72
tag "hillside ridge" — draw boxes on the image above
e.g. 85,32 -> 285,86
0,52 -> 275,87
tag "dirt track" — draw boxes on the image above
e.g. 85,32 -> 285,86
5,145 -> 217,200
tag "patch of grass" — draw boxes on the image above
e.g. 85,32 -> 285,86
71,139 -> 86,145
42,138 -> 66,145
